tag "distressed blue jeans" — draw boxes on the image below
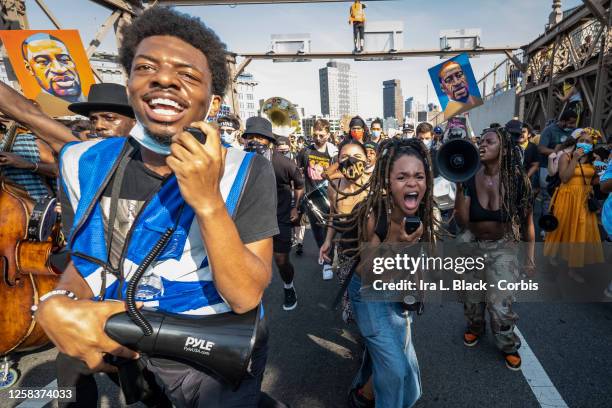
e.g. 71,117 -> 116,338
348,275 -> 422,408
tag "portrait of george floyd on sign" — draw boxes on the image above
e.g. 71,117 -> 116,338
0,29 -> 94,117
429,52 -> 483,119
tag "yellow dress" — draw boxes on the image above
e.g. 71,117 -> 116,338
543,163 -> 603,267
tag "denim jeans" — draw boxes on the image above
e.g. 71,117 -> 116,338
348,275 -> 422,408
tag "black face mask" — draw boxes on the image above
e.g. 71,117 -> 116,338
244,140 -> 272,160
339,156 -> 366,180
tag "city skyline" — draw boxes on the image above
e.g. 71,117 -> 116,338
23,0 -> 583,119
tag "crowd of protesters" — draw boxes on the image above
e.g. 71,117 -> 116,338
0,6 -> 610,408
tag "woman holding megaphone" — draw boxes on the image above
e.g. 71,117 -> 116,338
454,127 -> 534,371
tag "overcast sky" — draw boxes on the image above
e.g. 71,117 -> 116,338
25,0 -> 582,118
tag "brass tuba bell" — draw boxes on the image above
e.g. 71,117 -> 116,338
262,97 -> 300,137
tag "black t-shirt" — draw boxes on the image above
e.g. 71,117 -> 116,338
430,147 -> 440,178
297,144 -> 337,193
271,152 -> 304,225
522,142 -> 539,172
61,138 -> 279,264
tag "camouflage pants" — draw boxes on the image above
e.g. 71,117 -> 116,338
462,239 -> 521,353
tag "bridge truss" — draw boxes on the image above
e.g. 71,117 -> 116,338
519,0 -> 611,135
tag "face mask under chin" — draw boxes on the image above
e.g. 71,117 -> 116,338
130,121 -> 173,155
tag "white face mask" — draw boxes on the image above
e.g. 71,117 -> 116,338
423,139 -> 433,149
131,96 -> 217,155
130,121 -> 172,155
220,129 -> 238,146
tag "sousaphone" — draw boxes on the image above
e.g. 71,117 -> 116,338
262,97 -> 300,137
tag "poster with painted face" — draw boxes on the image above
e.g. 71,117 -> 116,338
429,53 -> 483,120
0,30 -> 95,117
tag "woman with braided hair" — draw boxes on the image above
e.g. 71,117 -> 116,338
338,137 -> 434,408
454,127 -> 535,371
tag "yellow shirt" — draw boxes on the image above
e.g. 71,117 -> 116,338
349,3 -> 366,23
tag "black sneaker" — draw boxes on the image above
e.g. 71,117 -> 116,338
295,243 -> 303,256
283,287 -> 297,311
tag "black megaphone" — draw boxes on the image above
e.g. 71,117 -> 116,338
435,138 -> 480,183
104,305 -> 261,389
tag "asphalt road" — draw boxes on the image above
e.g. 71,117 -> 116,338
1,231 -> 611,408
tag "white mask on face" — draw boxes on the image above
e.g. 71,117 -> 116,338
220,129 -> 238,146
423,139 -> 433,149
131,96 -> 217,155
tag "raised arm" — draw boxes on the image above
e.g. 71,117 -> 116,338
0,81 -> 79,153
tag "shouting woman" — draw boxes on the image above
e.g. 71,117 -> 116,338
336,138 -> 435,407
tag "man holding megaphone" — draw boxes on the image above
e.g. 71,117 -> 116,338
33,7 -> 278,407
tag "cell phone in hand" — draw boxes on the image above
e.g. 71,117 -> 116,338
184,127 -> 207,144
404,216 -> 421,235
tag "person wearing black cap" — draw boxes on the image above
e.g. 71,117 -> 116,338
402,122 -> 415,138
275,135 -> 295,161
68,83 -> 136,139
217,114 -> 241,149
243,117 -> 305,311
363,140 -> 378,175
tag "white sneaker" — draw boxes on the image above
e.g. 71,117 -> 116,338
322,264 -> 333,280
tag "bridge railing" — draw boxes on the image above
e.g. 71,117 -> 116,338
477,50 -> 525,101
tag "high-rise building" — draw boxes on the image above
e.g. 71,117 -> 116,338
236,72 -> 259,122
319,61 -> 358,118
383,80 -> 403,122
404,97 -> 414,116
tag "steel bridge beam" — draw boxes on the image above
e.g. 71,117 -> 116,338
234,46 -> 521,60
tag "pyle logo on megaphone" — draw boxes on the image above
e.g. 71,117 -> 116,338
184,336 -> 216,355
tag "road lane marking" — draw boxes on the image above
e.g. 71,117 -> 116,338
515,327 -> 569,408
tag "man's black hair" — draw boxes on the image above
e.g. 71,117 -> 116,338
489,122 -> 501,128
416,122 -> 433,135
559,109 -> 578,122
371,117 -> 383,127
522,122 -> 533,135
119,7 -> 229,97
593,146 -> 610,161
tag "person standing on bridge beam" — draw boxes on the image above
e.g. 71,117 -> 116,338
349,0 -> 367,53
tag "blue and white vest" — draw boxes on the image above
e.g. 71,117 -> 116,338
59,137 -> 255,315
